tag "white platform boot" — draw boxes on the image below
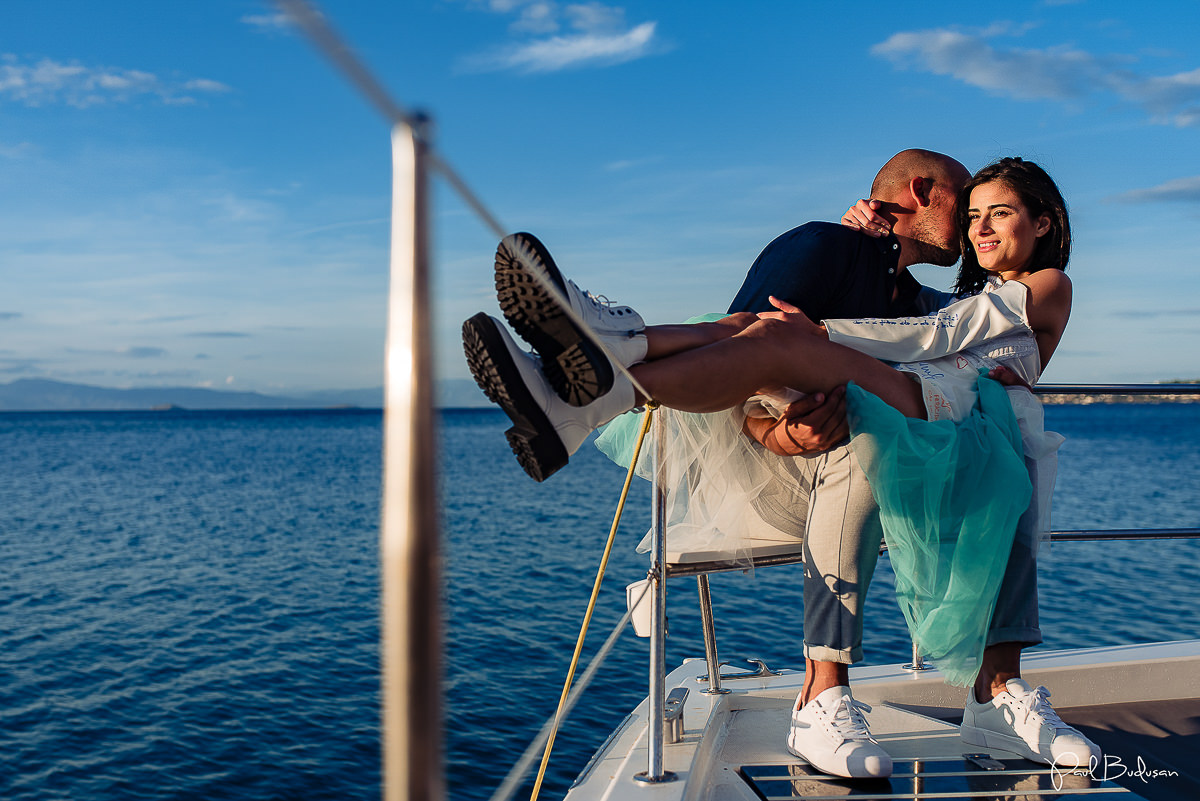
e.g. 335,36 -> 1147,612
494,232 -> 648,406
462,312 -> 637,482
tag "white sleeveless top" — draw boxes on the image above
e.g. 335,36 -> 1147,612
824,277 -> 1041,421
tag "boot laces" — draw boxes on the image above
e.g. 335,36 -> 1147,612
567,279 -> 626,316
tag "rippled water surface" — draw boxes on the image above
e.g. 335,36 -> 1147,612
2,404 -> 1198,800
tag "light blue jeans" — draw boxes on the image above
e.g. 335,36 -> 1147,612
782,442 -> 1040,664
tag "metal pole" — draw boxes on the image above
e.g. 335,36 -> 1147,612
380,118 -> 443,801
696,575 -> 730,695
903,640 -> 930,673
635,408 -> 676,784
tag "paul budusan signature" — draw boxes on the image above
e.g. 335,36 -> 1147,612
1052,754 -> 1180,790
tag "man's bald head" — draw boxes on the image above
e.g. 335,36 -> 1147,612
870,149 -> 970,202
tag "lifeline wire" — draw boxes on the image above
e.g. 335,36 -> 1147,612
274,0 -> 655,405
274,0 -> 413,129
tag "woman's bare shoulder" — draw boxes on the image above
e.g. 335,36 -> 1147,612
1016,269 -> 1072,331
1018,269 -> 1072,295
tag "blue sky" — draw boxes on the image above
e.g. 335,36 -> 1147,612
3,0 -> 1199,394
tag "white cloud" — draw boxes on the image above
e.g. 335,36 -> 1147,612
494,22 -> 657,73
604,155 -> 661,172
871,27 -> 1200,127
0,55 -> 230,108
564,2 -> 627,32
511,1 -> 559,33
65,346 -> 169,359
1109,175 -> 1200,203
186,332 -> 253,339
241,12 -> 295,32
0,141 -> 35,159
123,347 -> 168,359
461,2 -> 662,73
185,78 -> 233,94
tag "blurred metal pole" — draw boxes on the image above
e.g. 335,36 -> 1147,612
380,118 -> 443,801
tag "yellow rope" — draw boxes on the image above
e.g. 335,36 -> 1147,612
528,404 -> 659,801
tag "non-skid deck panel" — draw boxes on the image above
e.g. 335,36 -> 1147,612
717,703 -> 1145,800
740,758 -> 1142,800
884,698 -> 1200,801
715,703 -> 965,767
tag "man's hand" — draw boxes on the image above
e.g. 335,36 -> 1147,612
745,386 -> 849,456
988,365 -> 1033,392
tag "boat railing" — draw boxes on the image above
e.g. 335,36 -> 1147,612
638,383 -> 1200,783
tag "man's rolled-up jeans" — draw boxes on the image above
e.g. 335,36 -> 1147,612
755,441 -> 1041,664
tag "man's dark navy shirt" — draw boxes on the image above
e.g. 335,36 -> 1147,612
727,222 -> 934,320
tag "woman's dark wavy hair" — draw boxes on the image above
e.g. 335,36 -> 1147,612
953,157 -> 1071,295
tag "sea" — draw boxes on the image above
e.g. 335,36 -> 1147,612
2,403 -> 1199,800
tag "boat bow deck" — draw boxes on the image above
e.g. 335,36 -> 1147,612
565,640 -> 1200,800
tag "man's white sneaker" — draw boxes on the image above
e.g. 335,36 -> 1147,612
462,313 -> 635,482
961,678 -> 1101,768
494,232 -> 647,407
786,686 -> 893,779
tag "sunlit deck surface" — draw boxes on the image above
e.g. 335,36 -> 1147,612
565,641 -> 1200,801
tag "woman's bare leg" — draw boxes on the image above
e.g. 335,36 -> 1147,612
632,316 -> 926,419
641,312 -> 759,360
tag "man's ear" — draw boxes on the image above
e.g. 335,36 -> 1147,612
908,176 -> 933,208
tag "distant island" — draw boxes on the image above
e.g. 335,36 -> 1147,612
0,378 -> 384,412
0,377 -> 1194,412
1038,379 -> 1200,405
0,377 -> 499,412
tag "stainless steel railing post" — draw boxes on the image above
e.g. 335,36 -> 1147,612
380,117 -> 443,801
903,640 -> 930,673
696,575 -> 730,695
635,408 -> 676,784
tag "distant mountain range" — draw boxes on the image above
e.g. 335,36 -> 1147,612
0,378 -> 494,411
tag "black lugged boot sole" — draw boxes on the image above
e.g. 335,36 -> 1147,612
494,232 -> 613,407
462,312 -> 568,482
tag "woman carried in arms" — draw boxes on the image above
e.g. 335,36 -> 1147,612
463,157 -> 1099,775
465,160 -> 1069,472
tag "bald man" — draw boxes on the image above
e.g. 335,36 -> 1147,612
728,150 -> 971,779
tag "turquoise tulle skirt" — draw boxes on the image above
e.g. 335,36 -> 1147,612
846,374 -> 1031,685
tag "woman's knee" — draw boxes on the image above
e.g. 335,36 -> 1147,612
739,316 -> 809,356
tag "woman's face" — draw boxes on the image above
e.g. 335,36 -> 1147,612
966,181 -> 1051,276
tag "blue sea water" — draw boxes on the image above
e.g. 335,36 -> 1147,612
1,404 -> 1198,800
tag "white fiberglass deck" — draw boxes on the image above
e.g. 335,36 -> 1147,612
563,640 -> 1200,801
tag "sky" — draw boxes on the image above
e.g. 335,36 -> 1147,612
3,0 -> 1199,396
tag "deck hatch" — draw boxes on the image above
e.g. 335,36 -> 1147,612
737,756 -> 1143,799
